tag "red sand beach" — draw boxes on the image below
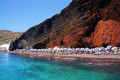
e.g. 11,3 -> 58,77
7,51 -> 120,63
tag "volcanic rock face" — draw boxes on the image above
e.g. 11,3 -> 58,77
9,0 -> 120,50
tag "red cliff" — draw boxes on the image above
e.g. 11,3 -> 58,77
9,0 -> 120,50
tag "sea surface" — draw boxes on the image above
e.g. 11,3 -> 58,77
0,52 -> 120,80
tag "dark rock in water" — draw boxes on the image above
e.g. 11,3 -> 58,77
9,0 -> 120,50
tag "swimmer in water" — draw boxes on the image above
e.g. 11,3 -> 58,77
89,62 -> 93,64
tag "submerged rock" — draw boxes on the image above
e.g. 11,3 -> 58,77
9,0 -> 120,51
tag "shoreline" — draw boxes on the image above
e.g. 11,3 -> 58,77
5,51 -> 120,62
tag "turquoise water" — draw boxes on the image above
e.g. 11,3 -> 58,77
0,52 -> 120,80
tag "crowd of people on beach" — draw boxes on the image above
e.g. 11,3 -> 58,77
6,45 -> 120,55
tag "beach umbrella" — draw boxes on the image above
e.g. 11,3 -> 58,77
97,48 -> 100,51
38,49 -> 42,51
68,48 -> 71,50
112,47 -> 117,50
100,47 -> 104,50
22,49 -> 25,51
70,49 -> 73,51
97,48 -> 102,51
85,48 -> 89,51
104,48 -> 108,51
107,45 -> 112,48
90,49 -> 93,51
75,48 -> 78,51
16,49 -> 19,51
34,49 -> 37,51
80,48 -> 84,50
93,49 -> 95,51
30,49 -> 33,51
91,49 -> 95,52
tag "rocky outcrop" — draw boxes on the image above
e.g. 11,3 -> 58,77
9,0 -> 120,51
92,20 -> 120,47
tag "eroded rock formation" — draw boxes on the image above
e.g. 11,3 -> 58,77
9,0 -> 120,50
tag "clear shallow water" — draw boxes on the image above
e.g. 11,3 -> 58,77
0,52 -> 120,80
